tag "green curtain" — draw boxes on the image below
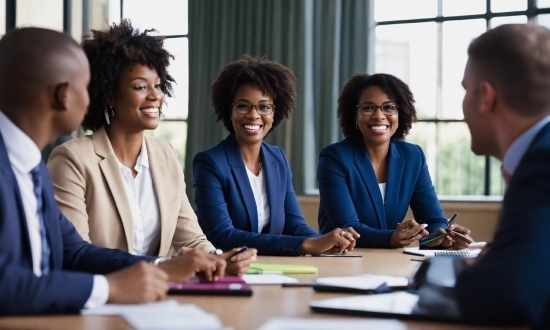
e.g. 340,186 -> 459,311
186,0 -> 371,200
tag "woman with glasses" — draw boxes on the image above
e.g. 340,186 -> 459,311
47,20 -> 256,276
317,73 -> 473,249
193,55 -> 360,255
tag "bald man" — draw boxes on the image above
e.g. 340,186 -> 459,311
454,24 -> 550,328
0,28 -> 225,315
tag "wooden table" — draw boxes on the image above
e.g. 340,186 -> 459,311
0,248 -> 526,330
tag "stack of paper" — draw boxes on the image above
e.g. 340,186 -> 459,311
259,317 -> 406,330
82,300 -> 226,330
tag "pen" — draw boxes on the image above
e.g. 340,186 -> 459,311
231,246 -> 249,258
419,213 -> 458,246
405,223 -> 428,240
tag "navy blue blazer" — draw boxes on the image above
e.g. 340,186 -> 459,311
0,133 -> 149,315
317,138 -> 448,248
193,134 -> 321,256
455,122 -> 550,328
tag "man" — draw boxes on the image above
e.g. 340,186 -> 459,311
0,27 -> 225,315
455,23 -> 550,328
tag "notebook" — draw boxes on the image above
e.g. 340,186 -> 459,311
313,274 -> 408,294
403,242 -> 486,257
247,263 -> 318,274
168,275 -> 253,296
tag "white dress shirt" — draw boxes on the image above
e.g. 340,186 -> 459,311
117,139 -> 161,255
246,166 -> 271,233
378,182 -> 387,203
0,110 -> 108,309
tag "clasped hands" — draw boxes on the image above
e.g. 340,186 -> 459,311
389,219 -> 472,249
300,227 -> 361,255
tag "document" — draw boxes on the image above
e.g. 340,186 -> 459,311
259,317 -> 406,330
242,274 -> 299,285
314,274 -> 408,291
403,242 -> 486,257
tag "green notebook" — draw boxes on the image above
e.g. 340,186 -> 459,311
247,263 -> 318,274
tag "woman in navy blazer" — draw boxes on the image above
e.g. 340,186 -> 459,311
318,73 -> 472,248
193,56 -> 359,256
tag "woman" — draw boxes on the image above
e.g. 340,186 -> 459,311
47,20 -> 254,275
193,55 -> 359,256
317,73 -> 472,249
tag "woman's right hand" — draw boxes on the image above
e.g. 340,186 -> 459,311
300,227 -> 360,254
389,219 -> 429,248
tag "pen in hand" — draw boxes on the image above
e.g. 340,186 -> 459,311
405,223 -> 428,240
419,213 -> 458,246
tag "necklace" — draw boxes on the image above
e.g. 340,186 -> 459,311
258,158 -> 263,173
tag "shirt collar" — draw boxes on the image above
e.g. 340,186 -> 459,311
0,110 -> 41,173
503,114 -> 550,175
136,137 -> 149,169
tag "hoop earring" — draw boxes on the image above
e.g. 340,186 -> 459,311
356,122 -> 358,130
104,107 -> 114,125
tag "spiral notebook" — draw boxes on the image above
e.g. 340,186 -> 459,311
403,242 -> 485,257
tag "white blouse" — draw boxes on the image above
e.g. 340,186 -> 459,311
379,182 -> 387,203
246,166 -> 271,233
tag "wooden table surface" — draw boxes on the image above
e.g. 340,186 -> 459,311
0,248 -> 527,330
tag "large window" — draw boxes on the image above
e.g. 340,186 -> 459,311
373,0 -> 550,196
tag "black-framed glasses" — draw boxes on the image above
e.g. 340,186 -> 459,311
356,102 -> 398,116
232,102 -> 275,116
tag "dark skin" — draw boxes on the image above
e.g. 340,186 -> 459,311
0,28 -> 225,304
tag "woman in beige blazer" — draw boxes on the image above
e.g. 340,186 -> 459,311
47,20 -> 255,275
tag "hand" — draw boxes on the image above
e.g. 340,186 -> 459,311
421,226 -> 454,248
300,227 -> 360,254
157,249 -> 226,282
105,261 -> 169,304
221,247 -> 258,276
389,219 -> 429,248
448,224 -> 473,250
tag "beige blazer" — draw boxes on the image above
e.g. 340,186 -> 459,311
47,126 -> 215,257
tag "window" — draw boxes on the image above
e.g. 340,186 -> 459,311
373,0 -> 550,196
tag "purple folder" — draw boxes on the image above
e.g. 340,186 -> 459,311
169,276 -> 253,296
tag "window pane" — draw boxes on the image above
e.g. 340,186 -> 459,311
491,0 -> 527,13
407,122 -> 488,195
442,20 -> 486,119
17,0 -> 63,31
71,0 -> 83,42
538,0 -> 550,8
489,157 -> 505,195
86,0 -> 110,31
163,38 -> 189,120
536,14 -> 550,29
145,121 -> 187,169
490,15 -> 528,28
375,23 -> 437,118
0,0 -> 5,35
374,0 -> 437,22
123,0 -> 187,36
442,0 -> 486,16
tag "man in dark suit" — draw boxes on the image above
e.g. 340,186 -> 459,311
455,24 -> 550,328
0,27 -> 225,315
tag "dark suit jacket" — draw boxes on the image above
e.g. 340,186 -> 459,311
317,138 -> 448,247
193,134 -> 320,255
455,122 -> 550,327
0,133 -> 150,315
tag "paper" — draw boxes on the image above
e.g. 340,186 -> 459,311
82,300 -> 226,330
310,292 -> 420,315
259,317 -> 406,330
248,263 -> 318,274
242,274 -> 299,285
403,246 -> 482,257
314,274 -> 408,291
309,253 -> 362,257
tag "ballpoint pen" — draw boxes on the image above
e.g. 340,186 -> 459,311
419,213 -> 458,246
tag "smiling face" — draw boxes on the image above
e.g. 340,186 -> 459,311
231,83 -> 274,147
355,85 -> 399,148
110,63 -> 164,132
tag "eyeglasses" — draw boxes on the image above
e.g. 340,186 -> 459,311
232,102 -> 275,116
356,102 -> 398,116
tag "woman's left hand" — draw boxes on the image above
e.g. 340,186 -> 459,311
220,247 -> 258,276
422,224 -> 473,249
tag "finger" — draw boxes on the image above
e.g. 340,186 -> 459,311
453,224 -> 471,236
214,259 -> 226,280
345,227 -> 361,239
178,247 -> 194,255
230,249 -> 256,262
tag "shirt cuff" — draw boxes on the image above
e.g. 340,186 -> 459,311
83,275 -> 109,309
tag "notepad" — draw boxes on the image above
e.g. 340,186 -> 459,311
247,263 -> 318,274
403,242 -> 485,257
313,274 -> 409,293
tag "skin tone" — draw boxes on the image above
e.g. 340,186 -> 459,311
232,83 -> 360,254
356,86 -> 471,249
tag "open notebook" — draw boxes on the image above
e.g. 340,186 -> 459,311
403,242 -> 486,257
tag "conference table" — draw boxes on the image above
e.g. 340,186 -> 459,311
0,248 -> 527,330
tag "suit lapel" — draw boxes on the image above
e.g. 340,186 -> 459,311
92,127 -> 134,251
263,147 -> 283,235
225,134 -> 259,233
353,139 -> 386,229
383,143 -> 403,224
147,138 -> 171,255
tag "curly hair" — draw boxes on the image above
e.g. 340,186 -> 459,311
80,19 -> 175,131
337,73 -> 416,141
210,55 -> 297,137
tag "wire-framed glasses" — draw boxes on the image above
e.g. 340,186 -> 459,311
232,102 -> 275,116
356,102 -> 398,116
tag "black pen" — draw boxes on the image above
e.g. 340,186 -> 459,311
231,246 -> 248,258
419,213 -> 458,246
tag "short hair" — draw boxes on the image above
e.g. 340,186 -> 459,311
337,73 -> 416,141
210,55 -> 297,137
80,19 -> 175,131
468,23 -> 550,116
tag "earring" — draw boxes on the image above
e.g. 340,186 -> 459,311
356,122 -> 358,130
104,107 -> 114,125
